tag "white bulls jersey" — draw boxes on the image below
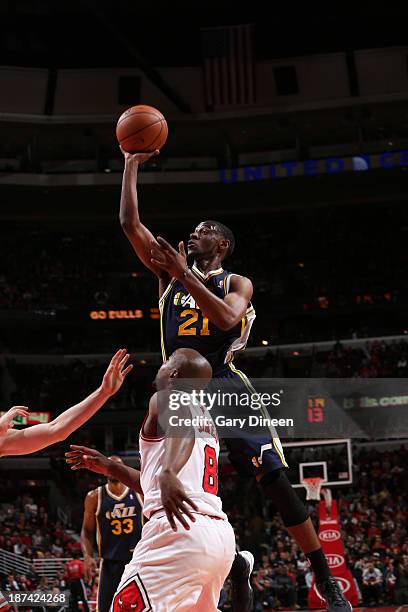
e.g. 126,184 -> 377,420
139,395 -> 226,521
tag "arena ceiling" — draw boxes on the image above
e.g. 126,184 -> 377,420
1,2 -> 408,68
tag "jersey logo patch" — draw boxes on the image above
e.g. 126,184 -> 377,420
113,574 -> 152,612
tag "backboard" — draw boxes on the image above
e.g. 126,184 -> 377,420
282,438 -> 353,489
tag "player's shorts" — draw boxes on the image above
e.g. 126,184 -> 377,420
98,558 -> 129,612
208,364 -> 288,478
110,513 -> 235,612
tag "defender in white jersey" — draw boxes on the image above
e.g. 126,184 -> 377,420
68,348 -> 235,611
117,348 -> 235,611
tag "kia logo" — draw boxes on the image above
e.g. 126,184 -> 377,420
320,529 -> 341,542
326,554 -> 344,568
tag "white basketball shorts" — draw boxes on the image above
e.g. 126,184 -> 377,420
110,512 -> 235,611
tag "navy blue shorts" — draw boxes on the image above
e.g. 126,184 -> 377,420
98,558 -> 129,612
207,364 -> 288,478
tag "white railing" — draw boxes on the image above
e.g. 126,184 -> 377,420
0,549 -> 72,579
32,558 -> 71,578
0,549 -> 32,576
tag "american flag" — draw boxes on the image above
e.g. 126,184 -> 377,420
201,24 -> 256,108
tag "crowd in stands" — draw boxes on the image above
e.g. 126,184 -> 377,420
3,337 -> 408,417
325,338 -> 408,377
2,201 -> 408,351
1,445 -> 408,609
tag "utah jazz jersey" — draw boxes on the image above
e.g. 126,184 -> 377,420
95,485 -> 143,561
159,266 -> 255,375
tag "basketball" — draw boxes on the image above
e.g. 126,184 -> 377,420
116,105 -> 168,153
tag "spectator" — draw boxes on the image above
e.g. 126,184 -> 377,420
362,562 -> 383,605
275,564 -> 297,608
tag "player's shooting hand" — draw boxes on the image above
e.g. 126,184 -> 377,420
150,237 -> 188,280
0,406 -> 29,436
101,349 -> 133,397
159,468 -> 198,531
65,445 -> 111,475
120,146 -> 160,165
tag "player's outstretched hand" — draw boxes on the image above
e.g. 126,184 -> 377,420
159,469 -> 198,531
0,406 -> 29,437
120,146 -> 160,165
101,349 -> 133,397
65,445 -> 110,476
150,237 -> 188,280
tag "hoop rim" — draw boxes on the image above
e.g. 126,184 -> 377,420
302,476 -> 325,500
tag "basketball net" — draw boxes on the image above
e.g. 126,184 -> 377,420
302,477 -> 325,501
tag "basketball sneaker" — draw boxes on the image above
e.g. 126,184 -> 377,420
317,576 -> 353,611
230,550 -> 254,612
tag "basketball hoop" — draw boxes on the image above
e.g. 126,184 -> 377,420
302,477 -> 324,501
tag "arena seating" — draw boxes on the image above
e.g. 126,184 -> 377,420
1,445 -> 407,609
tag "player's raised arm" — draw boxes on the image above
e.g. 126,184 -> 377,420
0,349 -> 133,457
119,149 -> 169,280
65,445 -> 142,493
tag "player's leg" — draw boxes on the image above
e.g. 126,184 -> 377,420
214,369 -> 351,612
193,516 -> 236,611
98,560 -> 126,612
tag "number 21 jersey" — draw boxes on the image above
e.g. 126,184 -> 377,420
159,266 -> 255,376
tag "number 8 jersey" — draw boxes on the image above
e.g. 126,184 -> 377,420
139,399 -> 227,521
159,266 -> 255,376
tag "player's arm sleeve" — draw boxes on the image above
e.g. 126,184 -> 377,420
119,158 -> 169,281
0,387 -> 111,456
181,271 -> 253,330
81,490 -> 98,558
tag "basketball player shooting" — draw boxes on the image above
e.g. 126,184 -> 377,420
0,349 -> 132,457
67,348 -> 236,612
118,150 -> 351,612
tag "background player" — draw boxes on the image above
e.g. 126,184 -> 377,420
119,151 -> 351,612
0,349 -> 132,457
67,348 -> 236,611
81,456 -> 143,612
65,550 -> 89,612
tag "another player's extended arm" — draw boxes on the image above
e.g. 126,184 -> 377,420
81,490 -> 98,582
0,350 -> 132,457
119,150 -> 168,280
65,445 -> 142,494
151,237 -> 253,330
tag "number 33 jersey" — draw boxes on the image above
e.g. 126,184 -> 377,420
139,400 -> 227,521
95,485 -> 143,561
159,266 -> 255,376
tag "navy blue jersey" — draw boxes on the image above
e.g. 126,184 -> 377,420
159,265 -> 255,375
95,485 -> 143,561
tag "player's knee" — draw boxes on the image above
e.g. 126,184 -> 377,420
259,468 -> 309,527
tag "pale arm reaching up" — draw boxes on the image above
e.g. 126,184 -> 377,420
0,349 -> 132,457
